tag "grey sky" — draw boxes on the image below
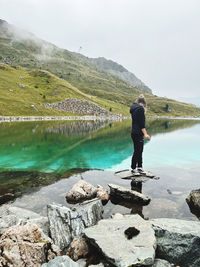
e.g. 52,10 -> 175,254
1,0 -> 200,99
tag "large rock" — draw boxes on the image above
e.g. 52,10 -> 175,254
47,199 -> 103,250
66,180 -> 98,203
41,256 -> 79,267
151,218 -> 200,267
84,214 -> 156,266
0,223 -> 61,267
96,185 -> 109,204
186,189 -> 200,219
0,206 -> 49,236
108,183 -> 150,205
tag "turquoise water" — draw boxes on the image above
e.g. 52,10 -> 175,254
1,118 -> 200,220
0,119 -> 199,173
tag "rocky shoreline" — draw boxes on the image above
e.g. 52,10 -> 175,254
0,175 -> 199,267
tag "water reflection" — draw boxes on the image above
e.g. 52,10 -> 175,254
0,118 -> 199,174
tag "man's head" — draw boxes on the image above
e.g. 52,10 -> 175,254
136,94 -> 146,108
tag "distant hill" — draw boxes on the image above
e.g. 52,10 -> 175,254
74,54 -> 152,93
0,19 -> 200,117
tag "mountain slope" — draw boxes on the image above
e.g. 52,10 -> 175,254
0,63 -> 129,116
74,54 -> 152,93
0,19 -> 200,117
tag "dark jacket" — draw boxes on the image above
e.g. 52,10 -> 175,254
130,103 -> 145,135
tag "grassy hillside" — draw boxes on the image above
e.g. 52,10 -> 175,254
0,63 -> 129,116
0,20 -> 200,117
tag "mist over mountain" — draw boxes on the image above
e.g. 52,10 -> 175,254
0,18 -> 200,117
74,53 -> 152,93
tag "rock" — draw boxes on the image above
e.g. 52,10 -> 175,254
186,189 -> 200,219
153,259 -> 172,267
151,218 -> 200,267
0,206 -> 49,236
96,185 -> 109,203
108,183 -> 150,205
84,214 -> 156,266
0,223 -> 61,267
47,199 -> 103,250
66,237 -> 88,261
0,193 -> 15,205
66,180 -> 98,203
41,256 -> 79,267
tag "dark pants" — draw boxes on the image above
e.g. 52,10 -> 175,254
131,134 -> 144,169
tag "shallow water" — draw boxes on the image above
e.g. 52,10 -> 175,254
1,118 -> 200,220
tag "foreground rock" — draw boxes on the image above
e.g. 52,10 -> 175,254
47,198 -> 103,250
96,185 -> 109,203
186,189 -> 200,219
151,218 -> 200,267
0,206 -> 49,236
108,183 -> 150,205
41,256 -> 79,267
0,193 -> 15,205
66,237 -> 89,261
0,223 -> 61,267
66,180 -> 98,203
84,214 -> 156,266
153,259 -> 171,267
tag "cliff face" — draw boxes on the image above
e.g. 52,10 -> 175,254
74,55 -> 152,94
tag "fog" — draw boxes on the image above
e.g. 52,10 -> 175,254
0,0 -> 200,101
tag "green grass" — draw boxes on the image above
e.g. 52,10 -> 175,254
0,35 -> 200,117
0,63 -> 129,116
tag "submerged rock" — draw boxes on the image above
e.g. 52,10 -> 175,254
41,256 -> 79,267
0,223 -> 61,267
66,237 -> 89,261
84,214 -> 156,266
186,189 -> 200,219
108,183 -> 150,205
47,198 -> 103,250
151,218 -> 200,267
66,180 -> 98,203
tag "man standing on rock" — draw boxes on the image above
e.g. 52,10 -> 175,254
130,94 -> 150,174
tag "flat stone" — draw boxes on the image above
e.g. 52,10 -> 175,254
84,214 -> 156,266
108,183 -> 150,205
153,259 -> 171,267
151,218 -> 200,267
186,189 -> 200,219
41,256 -> 79,267
47,198 -> 103,250
0,206 -> 49,236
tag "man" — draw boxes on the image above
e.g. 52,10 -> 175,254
130,94 -> 150,174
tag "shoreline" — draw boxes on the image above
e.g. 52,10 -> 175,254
0,115 -> 200,122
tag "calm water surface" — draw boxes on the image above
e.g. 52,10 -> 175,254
0,118 -> 200,220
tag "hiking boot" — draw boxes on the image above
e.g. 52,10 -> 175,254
137,168 -> 146,175
131,169 -> 140,175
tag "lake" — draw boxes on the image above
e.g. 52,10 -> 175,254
0,118 -> 200,220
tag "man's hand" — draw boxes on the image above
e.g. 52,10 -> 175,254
145,134 -> 151,140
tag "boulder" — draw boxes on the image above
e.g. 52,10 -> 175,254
66,237 -> 89,261
0,193 -> 15,205
0,206 -> 49,236
151,218 -> 200,267
186,189 -> 200,219
84,214 -> 156,266
47,199 -> 103,250
108,183 -> 150,205
41,256 -> 79,267
0,223 -> 61,267
66,180 -> 97,203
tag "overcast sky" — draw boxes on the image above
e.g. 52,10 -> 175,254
1,0 -> 200,100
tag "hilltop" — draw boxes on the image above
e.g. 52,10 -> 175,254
74,54 -> 152,93
0,19 -> 200,117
